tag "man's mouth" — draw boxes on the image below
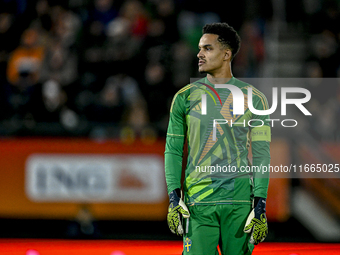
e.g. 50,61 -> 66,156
198,60 -> 205,66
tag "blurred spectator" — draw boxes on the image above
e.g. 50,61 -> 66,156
147,0 -> 179,43
5,27 -> 45,121
49,5 -> 82,48
87,0 -> 119,30
39,38 -> 78,87
306,0 -> 340,77
105,0 -> 148,67
304,61 -> 339,140
142,62 -> 172,130
233,20 -> 265,77
122,98 -> 150,140
30,78 -> 82,135
171,40 -> 195,89
141,18 -> 169,57
0,13 -> 15,120
118,0 -> 148,38
31,79 -> 67,123
77,73 -> 146,126
77,0 -> 117,84
308,30 -> 339,77
0,12 -> 18,82
0,11 -> 24,121
29,0 -> 52,33
308,0 -> 340,36
6,27 -> 44,87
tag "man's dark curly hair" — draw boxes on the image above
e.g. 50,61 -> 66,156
202,23 -> 241,60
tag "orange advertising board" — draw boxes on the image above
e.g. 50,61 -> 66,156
0,138 -> 290,221
0,138 -> 168,220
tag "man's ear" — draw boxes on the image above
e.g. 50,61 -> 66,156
224,49 -> 232,61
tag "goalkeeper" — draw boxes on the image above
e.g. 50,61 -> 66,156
165,22 -> 270,255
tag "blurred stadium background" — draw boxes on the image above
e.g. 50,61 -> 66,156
0,0 -> 340,254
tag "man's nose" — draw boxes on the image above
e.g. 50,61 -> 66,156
197,50 -> 203,59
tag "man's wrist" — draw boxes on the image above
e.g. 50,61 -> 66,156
254,197 -> 266,218
254,197 -> 260,207
254,197 -> 266,206
169,188 -> 181,203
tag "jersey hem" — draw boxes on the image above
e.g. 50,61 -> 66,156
187,200 -> 252,206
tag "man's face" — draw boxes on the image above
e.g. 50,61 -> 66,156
197,33 -> 228,74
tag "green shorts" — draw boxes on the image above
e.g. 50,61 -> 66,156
182,204 -> 254,255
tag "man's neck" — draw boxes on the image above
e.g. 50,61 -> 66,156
206,64 -> 233,84
207,74 -> 233,85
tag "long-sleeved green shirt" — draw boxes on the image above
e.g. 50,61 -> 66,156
165,77 -> 270,206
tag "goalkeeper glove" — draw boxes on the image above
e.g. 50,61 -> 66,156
167,188 -> 190,235
244,197 -> 268,245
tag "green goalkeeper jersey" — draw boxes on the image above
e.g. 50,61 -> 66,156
165,77 -> 271,206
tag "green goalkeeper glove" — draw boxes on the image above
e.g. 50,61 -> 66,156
167,188 -> 190,235
244,197 -> 268,245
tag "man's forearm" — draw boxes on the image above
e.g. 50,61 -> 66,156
165,136 -> 185,194
252,141 -> 270,198
165,152 -> 183,194
253,157 -> 270,198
